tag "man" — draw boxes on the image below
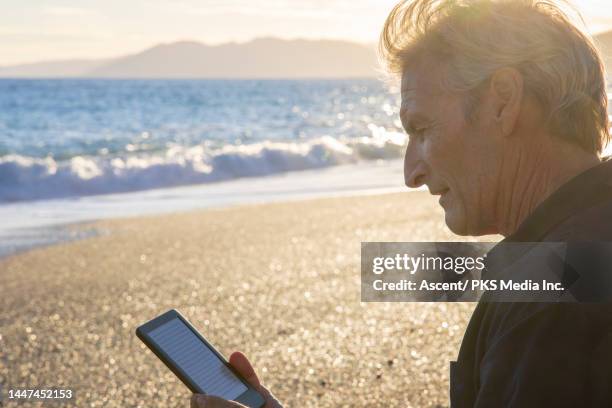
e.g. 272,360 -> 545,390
192,0 -> 612,406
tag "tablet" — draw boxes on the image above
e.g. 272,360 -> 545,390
136,309 -> 265,408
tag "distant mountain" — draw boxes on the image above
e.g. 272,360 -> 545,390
0,59 -> 110,78
593,30 -> 612,69
0,38 -> 378,79
3,32 -> 611,79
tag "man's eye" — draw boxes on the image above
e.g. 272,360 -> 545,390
410,128 -> 428,139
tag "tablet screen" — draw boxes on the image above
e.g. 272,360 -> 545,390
148,318 -> 248,400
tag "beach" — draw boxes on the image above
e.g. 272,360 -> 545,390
0,191 -> 495,407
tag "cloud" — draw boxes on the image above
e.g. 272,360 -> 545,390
152,0 -> 373,19
42,6 -> 96,17
0,28 -> 111,42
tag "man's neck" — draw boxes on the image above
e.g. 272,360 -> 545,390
496,140 -> 601,237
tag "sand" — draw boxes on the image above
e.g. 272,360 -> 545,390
0,191 -> 497,407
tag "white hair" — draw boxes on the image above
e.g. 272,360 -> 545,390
380,0 -> 609,154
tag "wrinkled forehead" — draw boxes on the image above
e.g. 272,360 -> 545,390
400,64 -> 446,111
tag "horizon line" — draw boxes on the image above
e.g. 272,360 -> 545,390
0,36 -> 377,69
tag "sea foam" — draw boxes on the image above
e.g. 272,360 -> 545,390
0,130 -> 406,202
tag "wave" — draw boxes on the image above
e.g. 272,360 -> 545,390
0,128 -> 406,202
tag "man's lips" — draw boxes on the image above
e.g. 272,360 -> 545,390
431,188 -> 450,205
430,188 -> 449,196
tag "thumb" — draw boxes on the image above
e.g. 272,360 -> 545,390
190,394 -> 247,408
229,351 -> 261,387
191,394 -> 207,408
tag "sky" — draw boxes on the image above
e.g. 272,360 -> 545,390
2,0 -> 612,66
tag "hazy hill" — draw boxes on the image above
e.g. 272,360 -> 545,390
0,38 -> 378,79
90,38 -> 378,78
0,59 -> 110,78
2,31 -> 612,79
593,30 -> 612,69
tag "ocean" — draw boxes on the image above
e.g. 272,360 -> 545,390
0,79 -> 405,201
0,79 -> 407,255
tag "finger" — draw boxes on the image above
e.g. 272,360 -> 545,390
228,352 -> 261,387
190,394 -> 246,408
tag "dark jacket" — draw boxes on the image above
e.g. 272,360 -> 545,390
450,158 -> 612,407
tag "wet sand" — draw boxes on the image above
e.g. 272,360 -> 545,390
0,191 -> 496,407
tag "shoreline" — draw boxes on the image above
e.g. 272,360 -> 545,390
0,221 -> 102,259
0,186 -> 407,259
0,159 -> 409,258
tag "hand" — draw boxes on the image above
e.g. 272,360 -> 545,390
190,351 -> 283,408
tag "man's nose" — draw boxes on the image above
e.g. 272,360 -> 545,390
404,144 -> 427,188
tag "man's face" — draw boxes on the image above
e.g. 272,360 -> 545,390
400,63 -> 501,235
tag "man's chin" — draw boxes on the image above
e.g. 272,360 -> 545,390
444,211 -> 471,236
445,212 -> 494,236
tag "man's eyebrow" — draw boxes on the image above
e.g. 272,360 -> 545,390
399,108 -> 429,133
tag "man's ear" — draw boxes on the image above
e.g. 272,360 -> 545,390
489,67 -> 523,137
